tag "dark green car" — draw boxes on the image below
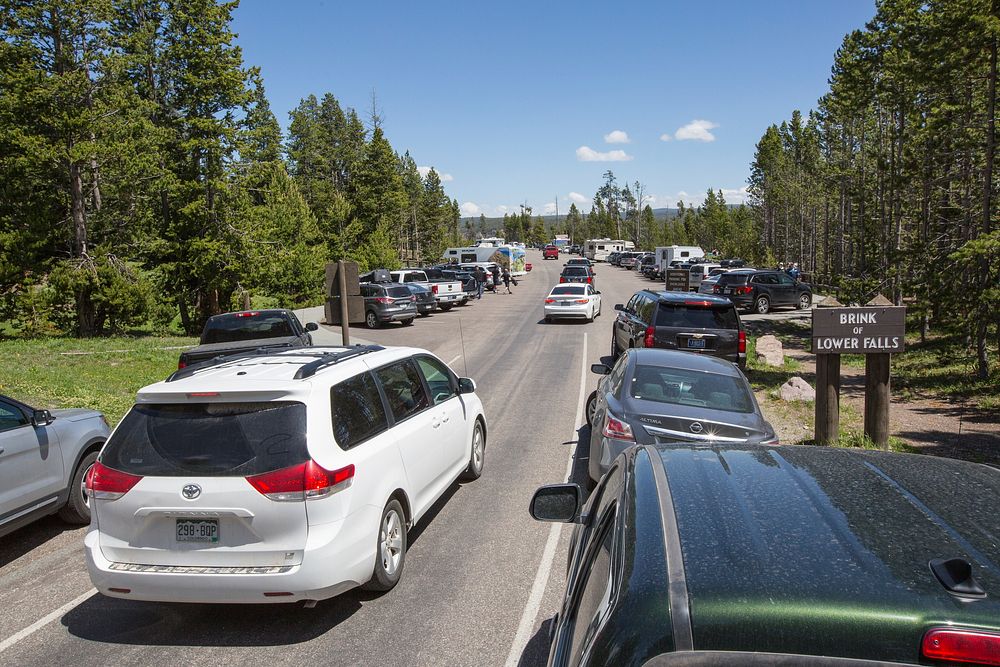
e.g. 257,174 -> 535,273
530,444 -> 1000,666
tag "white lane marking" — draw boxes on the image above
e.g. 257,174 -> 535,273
447,354 -> 462,367
504,332 -> 588,667
0,588 -> 97,654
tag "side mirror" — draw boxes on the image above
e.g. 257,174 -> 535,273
458,377 -> 476,394
614,303 -> 624,311
594,290 -> 601,294
305,322 -> 319,332
590,363 -> 611,375
31,409 -> 54,427
529,484 -> 582,523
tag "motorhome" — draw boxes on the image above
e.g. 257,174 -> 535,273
655,245 -> 705,273
442,244 -> 527,275
584,238 -> 633,262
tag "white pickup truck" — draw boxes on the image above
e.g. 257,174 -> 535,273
391,269 -> 467,311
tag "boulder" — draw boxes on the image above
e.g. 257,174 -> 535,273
780,376 -> 816,402
755,335 -> 784,367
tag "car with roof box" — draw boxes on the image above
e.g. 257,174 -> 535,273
85,345 -> 487,605
530,443 -> 1000,666
611,290 -> 746,368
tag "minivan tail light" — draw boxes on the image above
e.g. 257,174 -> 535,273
738,330 -> 746,353
87,461 -> 142,500
922,628 -> 1000,665
246,461 -> 355,502
644,325 -> 655,348
602,411 -> 635,441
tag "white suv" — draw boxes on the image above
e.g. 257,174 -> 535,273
84,345 -> 487,604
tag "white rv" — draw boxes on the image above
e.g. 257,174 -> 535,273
655,245 -> 705,273
584,239 -> 633,262
442,244 -> 527,275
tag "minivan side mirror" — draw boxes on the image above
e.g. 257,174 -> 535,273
614,303 -> 624,311
305,322 -> 319,332
31,409 -> 54,427
458,377 -> 476,394
529,484 -> 583,523
591,363 -> 611,375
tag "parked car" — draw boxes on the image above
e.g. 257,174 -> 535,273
544,283 -> 602,323
607,252 -> 622,266
457,262 -> 500,291
688,262 -> 722,289
565,257 -> 595,272
543,245 -> 560,260
177,310 -> 318,370
584,348 -> 775,482
720,257 -> 747,268
85,345 -> 488,604
0,394 -> 111,537
391,269 -> 466,310
401,283 -> 436,316
697,271 -> 729,294
530,442 -> 1000,666
619,252 -> 642,269
637,253 -> 657,277
634,252 -> 654,273
361,282 -> 418,328
611,290 -> 746,368
715,269 -> 813,314
559,265 -> 596,288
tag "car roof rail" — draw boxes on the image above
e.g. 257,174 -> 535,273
293,345 -> 385,379
166,343 -> 299,382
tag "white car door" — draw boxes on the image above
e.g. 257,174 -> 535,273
0,398 -> 64,519
589,285 -> 601,316
414,356 -> 466,473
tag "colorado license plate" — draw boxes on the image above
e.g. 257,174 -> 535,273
176,518 -> 219,543
687,339 -> 707,349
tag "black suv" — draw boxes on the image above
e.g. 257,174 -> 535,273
715,269 -> 812,314
611,290 -> 745,368
560,265 -> 596,288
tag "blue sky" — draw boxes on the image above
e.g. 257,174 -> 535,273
232,0 -> 875,218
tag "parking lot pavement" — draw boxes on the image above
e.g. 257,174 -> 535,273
0,253 -> 654,667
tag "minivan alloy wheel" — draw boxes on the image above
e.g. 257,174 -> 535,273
380,509 -> 403,576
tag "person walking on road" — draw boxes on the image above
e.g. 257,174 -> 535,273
490,265 -> 500,292
474,266 -> 486,299
501,267 -> 512,294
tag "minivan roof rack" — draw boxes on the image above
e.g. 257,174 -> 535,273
165,344 -> 385,383
293,345 -> 384,379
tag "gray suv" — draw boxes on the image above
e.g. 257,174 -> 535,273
361,282 -> 418,329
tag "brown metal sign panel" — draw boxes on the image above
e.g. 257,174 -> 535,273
324,261 -> 361,296
664,269 -> 689,292
812,306 -> 906,354
325,296 -> 366,325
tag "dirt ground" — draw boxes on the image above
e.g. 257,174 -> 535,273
746,317 -> 1000,465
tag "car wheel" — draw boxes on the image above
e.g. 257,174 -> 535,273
585,391 -> 598,427
611,334 -> 620,360
587,307 -> 595,323
544,315 -> 552,323
59,450 -> 98,524
365,310 -> 380,329
755,295 -> 770,315
461,421 -> 485,481
401,318 -> 414,326
439,303 -> 453,312
363,499 -> 407,592
797,294 -> 812,310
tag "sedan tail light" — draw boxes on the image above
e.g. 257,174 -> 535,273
602,410 -> 634,441
545,298 -> 556,303
246,461 -> 354,502
644,325 -> 655,348
86,461 -> 142,500
738,330 -> 746,353
922,628 -> 1000,666
559,277 -> 566,283
575,299 -> 589,304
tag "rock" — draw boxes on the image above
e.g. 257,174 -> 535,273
780,376 -> 816,402
755,335 -> 784,367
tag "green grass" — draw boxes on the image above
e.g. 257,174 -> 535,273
798,430 -> 918,454
745,335 -> 805,394
892,333 -> 1000,410
0,336 -> 196,424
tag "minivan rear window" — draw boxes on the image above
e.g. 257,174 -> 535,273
101,402 -> 308,476
655,304 -> 739,329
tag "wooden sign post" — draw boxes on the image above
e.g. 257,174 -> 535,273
324,260 -> 363,345
811,298 -> 906,447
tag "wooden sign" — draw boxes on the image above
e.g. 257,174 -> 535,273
812,306 -> 906,354
664,269 -> 689,292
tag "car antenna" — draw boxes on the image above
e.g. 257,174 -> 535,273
459,317 -> 469,377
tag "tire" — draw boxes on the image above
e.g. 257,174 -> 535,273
401,318 -> 414,326
419,311 -> 431,317
439,303 -> 453,312
59,450 -> 98,524
364,499 -> 407,592
585,391 -> 598,427
797,293 -> 812,310
754,295 -> 771,315
365,310 -> 380,329
461,421 -> 485,481
544,315 -> 552,323
611,333 -> 620,361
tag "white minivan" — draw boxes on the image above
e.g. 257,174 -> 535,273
85,346 -> 487,604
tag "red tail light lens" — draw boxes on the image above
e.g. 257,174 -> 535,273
545,298 -> 556,303
738,330 -> 746,353
922,628 -> 1000,666
87,461 -> 142,500
575,299 -> 589,304
602,411 -> 635,441
644,325 -> 655,348
432,284 -> 439,294
713,285 -> 720,293
738,286 -> 753,295
375,297 -> 392,304
246,461 -> 354,502
177,360 -> 187,370
559,277 -> 566,283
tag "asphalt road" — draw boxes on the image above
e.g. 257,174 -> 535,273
0,252 -> 659,667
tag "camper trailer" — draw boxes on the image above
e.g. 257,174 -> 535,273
584,238 -> 633,262
442,244 -> 527,275
655,245 -> 705,273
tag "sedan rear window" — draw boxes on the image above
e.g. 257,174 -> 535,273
101,402 -> 308,476
551,285 -> 586,295
202,313 -> 293,344
630,366 -> 754,413
655,304 -> 739,329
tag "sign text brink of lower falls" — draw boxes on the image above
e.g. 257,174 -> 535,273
811,306 -> 906,354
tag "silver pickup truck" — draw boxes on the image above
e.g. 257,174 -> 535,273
391,269 -> 467,311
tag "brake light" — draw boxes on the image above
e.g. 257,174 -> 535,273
738,330 -> 746,353
738,286 -> 752,295
685,300 -> 712,306
86,461 -> 142,500
177,360 -> 186,370
644,325 -> 655,347
432,284 -> 439,294
575,299 -> 589,304
246,461 -> 354,502
922,628 -> 1000,666
586,276 -> 592,283
375,297 -> 392,304
545,298 -> 556,303
602,411 -> 634,441
713,285 -> 720,293
235,311 -> 260,317
559,277 -> 566,283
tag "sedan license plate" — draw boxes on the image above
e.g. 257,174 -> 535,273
176,518 -> 218,543
687,338 -> 707,349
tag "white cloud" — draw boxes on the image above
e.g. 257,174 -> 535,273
659,133 -> 672,142
543,202 -> 557,215
673,119 -> 719,142
720,186 -> 750,204
568,192 -> 589,204
417,165 -> 453,182
460,202 -> 482,217
603,130 -> 630,144
495,205 -> 509,215
576,146 -> 633,162
440,173 -> 454,182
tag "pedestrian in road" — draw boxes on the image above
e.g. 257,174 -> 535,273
490,265 -> 500,292
501,267 -> 512,294
474,266 -> 485,299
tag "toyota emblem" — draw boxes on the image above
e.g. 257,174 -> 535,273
689,422 -> 704,434
181,484 -> 202,500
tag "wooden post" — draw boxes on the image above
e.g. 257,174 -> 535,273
338,259 -> 350,346
864,353 -> 891,448
815,354 -> 841,444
